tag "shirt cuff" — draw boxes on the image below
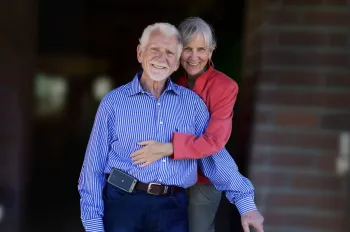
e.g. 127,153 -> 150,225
235,197 -> 258,215
82,217 -> 105,232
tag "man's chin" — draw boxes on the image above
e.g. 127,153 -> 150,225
149,76 -> 168,82
149,72 -> 170,82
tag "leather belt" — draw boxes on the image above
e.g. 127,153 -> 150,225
135,182 -> 182,196
105,173 -> 183,196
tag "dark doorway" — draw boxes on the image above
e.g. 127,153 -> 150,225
26,0 -> 246,231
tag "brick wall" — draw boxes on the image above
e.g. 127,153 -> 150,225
241,0 -> 350,231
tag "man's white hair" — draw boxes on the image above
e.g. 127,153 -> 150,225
139,23 -> 183,59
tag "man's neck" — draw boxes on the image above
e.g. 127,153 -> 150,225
140,75 -> 167,99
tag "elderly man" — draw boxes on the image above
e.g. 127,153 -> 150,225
78,22 -> 262,232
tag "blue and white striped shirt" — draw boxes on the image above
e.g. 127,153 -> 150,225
78,72 -> 257,232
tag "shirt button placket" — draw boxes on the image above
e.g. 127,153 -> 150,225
157,99 -> 164,182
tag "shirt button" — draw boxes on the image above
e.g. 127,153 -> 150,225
162,159 -> 166,163
157,102 -> 161,106
159,121 -> 163,125
158,179 -> 162,182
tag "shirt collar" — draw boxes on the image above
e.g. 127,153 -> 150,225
128,70 -> 179,96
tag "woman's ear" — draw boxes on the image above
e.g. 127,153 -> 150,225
209,45 -> 216,59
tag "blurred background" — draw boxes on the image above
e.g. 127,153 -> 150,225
0,0 -> 349,231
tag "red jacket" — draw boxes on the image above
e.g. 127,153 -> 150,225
173,66 -> 238,184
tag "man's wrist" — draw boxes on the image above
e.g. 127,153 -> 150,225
235,197 -> 258,215
82,217 -> 105,232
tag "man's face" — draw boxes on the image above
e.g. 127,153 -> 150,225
137,31 -> 180,81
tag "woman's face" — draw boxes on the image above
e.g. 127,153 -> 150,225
180,33 -> 213,78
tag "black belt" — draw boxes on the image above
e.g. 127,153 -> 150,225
135,182 -> 183,195
106,173 -> 183,196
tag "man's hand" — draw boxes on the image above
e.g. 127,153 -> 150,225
241,210 -> 264,232
130,140 -> 174,167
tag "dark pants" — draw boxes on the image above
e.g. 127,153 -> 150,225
188,184 -> 222,232
103,182 -> 189,232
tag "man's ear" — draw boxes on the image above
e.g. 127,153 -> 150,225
137,44 -> 143,63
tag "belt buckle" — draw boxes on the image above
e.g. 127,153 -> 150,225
147,183 -> 167,195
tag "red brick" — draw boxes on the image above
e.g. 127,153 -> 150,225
258,89 -> 324,106
250,153 -> 270,165
255,109 -> 276,124
277,31 -> 348,47
269,153 -> 314,167
264,211 -> 345,230
325,0 -> 349,5
278,31 -> 327,46
282,0 -> 349,5
325,92 -> 350,109
262,50 -> 348,68
282,0 -> 325,5
266,193 -> 345,211
254,130 -> 338,150
321,113 -> 350,130
291,174 -> 343,190
258,89 -> 350,109
250,171 -> 289,187
325,73 -> 350,86
260,70 -> 324,86
260,71 -> 350,87
302,11 -> 350,26
329,33 -> 348,46
275,110 -> 320,127
265,10 -> 300,25
315,155 -> 336,172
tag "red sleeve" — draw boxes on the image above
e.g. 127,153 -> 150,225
172,81 -> 238,160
